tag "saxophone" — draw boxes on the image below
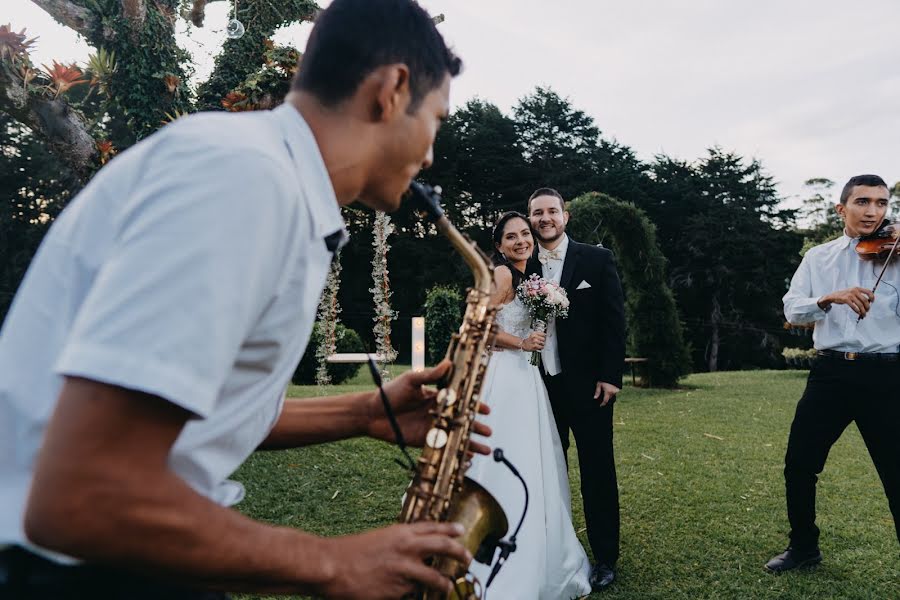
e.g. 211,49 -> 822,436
401,182 -> 508,600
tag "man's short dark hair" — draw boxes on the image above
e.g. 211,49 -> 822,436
839,174 -> 888,204
293,0 -> 462,112
527,187 -> 565,213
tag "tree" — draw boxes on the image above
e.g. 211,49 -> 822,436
649,148 -> 802,372
0,115 -> 76,320
1,2 -> 317,181
513,86 -> 600,198
0,2 -> 317,325
428,98 -> 530,225
797,177 -> 842,255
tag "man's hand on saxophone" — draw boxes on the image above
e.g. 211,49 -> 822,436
366,360 -> 494,458
319,521 -> 473,599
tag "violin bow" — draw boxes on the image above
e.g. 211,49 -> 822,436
858,230 -> 900,322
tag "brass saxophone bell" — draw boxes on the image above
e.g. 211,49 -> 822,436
422,477 -> 508,600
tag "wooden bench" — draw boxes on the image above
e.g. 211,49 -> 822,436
326,353 -> 386,363
624,357 -> 648,386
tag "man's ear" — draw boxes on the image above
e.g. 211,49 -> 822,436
834,203 -> 845,219
563,210 -> 570,225
371,63 -> 411,123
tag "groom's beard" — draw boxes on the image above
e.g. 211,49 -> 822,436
534,228 -> 565,246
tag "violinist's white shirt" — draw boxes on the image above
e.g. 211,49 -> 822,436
783,233 -> 900,353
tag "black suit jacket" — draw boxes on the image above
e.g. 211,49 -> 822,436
528,239 -> 626,388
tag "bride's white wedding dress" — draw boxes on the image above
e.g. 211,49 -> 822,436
466,296 -> 592,599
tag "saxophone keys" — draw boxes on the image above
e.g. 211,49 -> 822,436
437,388 -> 457,406
426,427 -> 449,449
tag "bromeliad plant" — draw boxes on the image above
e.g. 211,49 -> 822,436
42,61 -> 90,98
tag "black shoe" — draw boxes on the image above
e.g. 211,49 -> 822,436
589,563 -> 616,591
764,547 -> 823,573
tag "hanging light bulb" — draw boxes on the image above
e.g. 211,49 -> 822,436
226,0 -> 245,39
226,19 -> 245,39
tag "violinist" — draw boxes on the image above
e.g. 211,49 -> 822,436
766,174 -> 900,573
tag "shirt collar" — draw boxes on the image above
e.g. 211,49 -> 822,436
271,103 -> 348,251
837,229 -> 857,250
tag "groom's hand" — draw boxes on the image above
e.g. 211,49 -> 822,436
594,381 -> 620,407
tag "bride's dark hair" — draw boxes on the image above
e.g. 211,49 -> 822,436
491,211 -> 531,290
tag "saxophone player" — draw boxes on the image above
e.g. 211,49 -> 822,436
0,1 -> 488,598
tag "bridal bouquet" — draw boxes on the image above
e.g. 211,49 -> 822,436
516,274 -> 570,365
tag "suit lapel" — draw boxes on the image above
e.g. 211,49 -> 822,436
559,241 -> 580,291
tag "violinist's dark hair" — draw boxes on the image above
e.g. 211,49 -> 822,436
491,211 -> 531,289
293,0 -> 462,112
840,175 -> 888,204
527,187 -> 565,214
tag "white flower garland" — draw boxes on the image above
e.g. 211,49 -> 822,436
314,253 -> 342,388
371,211 -> 398,380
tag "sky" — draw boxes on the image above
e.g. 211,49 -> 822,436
6,0 -> 899,211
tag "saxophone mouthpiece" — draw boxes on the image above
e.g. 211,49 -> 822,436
408,181 -> 445,222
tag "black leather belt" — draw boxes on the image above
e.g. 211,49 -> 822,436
816,349 -> 900,362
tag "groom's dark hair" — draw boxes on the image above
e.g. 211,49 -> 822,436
527,187 -> 565,213
292,0 -> 462,112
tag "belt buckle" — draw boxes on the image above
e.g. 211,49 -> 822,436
845,352 -> 857,361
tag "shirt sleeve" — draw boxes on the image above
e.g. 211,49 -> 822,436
783,253 -> 828,324
54,141 -> 293,419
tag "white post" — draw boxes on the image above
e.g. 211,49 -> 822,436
412,316 -> 425,372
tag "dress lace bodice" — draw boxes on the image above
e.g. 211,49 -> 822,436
495,296 -> 532,339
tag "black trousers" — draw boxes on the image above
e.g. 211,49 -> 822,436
543,371 -> 620,566
784,358 -> 900,551
0,546 -> 230,600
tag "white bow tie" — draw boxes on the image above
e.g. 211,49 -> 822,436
538,249 -> 563,264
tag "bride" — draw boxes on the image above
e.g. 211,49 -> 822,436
467,211 -> 591,599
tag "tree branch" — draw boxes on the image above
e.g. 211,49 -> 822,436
186,0 -> 233,27
120,0 -> 146,29
1,70 -> 96,180
30,0 -> 97,38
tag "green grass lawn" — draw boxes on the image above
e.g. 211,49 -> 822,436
234,369 -> 899,600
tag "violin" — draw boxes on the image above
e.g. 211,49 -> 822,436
854,219 -> 900,322
856,219 -> 900,260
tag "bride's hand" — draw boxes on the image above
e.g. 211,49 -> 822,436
521,331 -> 546,351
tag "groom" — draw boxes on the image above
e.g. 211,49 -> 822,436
526,187 -> 626,591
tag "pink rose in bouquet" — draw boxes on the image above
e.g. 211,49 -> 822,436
515,274 -> 570,365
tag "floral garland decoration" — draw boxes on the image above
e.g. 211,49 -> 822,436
314,253 -> 343,388
371,211 -> 398,379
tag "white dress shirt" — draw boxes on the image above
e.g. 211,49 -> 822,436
0,103 -> 347,560
539,235 -> 569,375
783,233 -> 900,353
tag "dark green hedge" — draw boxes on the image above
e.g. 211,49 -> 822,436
423,285 -> 462,364
292,323 -> 365,385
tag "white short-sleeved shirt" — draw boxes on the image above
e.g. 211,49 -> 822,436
0,104 -> 347,558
